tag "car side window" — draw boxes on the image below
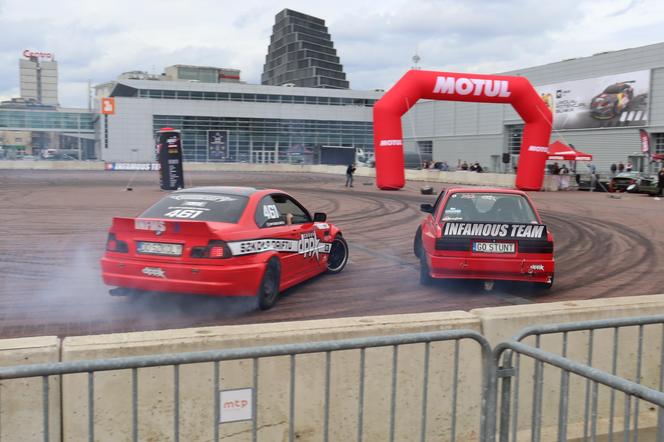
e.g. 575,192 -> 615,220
272,194 -> 311,225
255,195 -> 287,228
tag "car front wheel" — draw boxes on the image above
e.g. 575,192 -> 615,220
413,226 -> 422,258
419,254 -> 434,286
257,258 -> 280,310
326,236 -> 348,274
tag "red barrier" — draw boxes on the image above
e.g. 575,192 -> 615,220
373,70 -> 552,190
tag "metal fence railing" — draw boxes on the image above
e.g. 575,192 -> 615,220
495,315 -> 664,442
0,329 -> 495,442
2,316 -> 664,441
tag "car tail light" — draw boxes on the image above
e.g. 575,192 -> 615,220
518,240 -> 554,254
106,233 -> 128,253
191,240 -> 232,259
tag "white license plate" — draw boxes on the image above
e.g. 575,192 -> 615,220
472,242 -> 515,254
136,242 -> 183,256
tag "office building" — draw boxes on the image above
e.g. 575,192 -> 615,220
262,9 -> 349,89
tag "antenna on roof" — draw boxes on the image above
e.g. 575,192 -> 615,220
411,52 -> 421,70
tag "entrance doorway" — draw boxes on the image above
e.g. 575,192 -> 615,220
252,151 -> 275,164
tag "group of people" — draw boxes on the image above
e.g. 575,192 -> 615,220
548,162 -> 572,190
459,161 -> 484,172
421,160 -> 451,171
609,162 -> 633,175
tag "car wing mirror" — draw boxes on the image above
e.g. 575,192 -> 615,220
420,203 -> 434,214
313,212 -> 327,222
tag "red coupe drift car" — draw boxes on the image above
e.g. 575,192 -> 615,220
101,187 -> 349,309
413,188 -> 554,290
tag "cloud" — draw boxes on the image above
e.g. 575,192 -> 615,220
0,0 -> 662,106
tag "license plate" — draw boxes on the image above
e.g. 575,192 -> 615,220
472,242 -> 515,254
136,241 -> 183,256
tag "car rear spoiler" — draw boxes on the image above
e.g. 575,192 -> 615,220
110,217 -> 217,236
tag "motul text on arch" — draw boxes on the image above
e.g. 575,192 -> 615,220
433,76 -> 511,97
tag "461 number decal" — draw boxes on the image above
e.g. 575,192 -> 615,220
164,209 -> 204,219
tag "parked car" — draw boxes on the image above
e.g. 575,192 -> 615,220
577,174 -> 611,192
610,172 -> 659,195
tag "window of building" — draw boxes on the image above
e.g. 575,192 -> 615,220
654,133 -> 664,155
506,125 -> 523,155
417,140 -> 433,161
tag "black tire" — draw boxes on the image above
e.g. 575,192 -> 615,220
326,236 -> 349,274
413,226 -> 422,258
534,275 -> 554,292
257,258 -> 280,310
419,254 -> 434,286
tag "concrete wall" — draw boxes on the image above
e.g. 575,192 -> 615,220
61,311 -> 481,442
0,336 -> 61,442
2,296 -> 664,440
472,295 -> 664,441
0,161 -> 560,190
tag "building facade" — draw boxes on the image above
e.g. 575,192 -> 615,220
261,9 -> 349,89
96,79 -> 380,163
0,105 -> 95,158
19,51 -> 58,106
403,42 -> 664,173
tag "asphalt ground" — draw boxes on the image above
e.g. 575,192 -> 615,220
0,169 -> 662,339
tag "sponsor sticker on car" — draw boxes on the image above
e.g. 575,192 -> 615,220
443,222 -> 547,240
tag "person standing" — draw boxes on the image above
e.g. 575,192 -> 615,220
345,162 -> 356,188
618,162 -> 625,173
658,166 -> 664,197
610,163 -> 617,177
626,161 -> 633,172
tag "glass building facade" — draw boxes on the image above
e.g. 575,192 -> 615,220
262,9 -> 350,89
0,109 -> 94,130
153,115 -> 373,164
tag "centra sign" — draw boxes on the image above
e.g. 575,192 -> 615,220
23,50 -> 54,60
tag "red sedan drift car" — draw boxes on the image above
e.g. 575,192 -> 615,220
101,187 -> 349,309
414,188 -> 554,289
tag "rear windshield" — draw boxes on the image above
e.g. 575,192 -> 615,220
441,192 -> 538,224
139,193 -> 248,223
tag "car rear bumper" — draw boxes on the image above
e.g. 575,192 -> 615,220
101,256 -> 264,296
428,254 -> 554,283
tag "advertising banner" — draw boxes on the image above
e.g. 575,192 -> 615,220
104,162 -> 160,171
639,129 -> 651,154
156,128 -> 185,190
537,70 -> 650,130
207,130 -> 228,161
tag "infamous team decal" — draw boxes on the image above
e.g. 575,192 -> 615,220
443,222 -> 547,239
228,232 -> 332,259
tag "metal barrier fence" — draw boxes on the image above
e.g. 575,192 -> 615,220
495,315 -> 664,442
2,316 -> 664,441
0,329 -> 495,442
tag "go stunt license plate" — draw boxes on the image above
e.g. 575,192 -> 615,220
472,242 -> 515,254
136,241 -> 183,256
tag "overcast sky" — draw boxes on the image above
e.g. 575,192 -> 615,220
0,0 -> 662,107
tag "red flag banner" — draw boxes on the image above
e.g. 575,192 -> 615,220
639,129 -> 651,154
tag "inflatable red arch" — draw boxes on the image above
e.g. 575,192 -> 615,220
373,70 -> 553,191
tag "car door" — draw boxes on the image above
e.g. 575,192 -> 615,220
270,193 -> 322,280
254,194 -> 302,287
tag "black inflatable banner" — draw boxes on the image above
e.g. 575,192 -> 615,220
443,222 -> 547,239
156,128 -> 185,190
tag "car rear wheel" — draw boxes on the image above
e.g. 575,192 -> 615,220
326,236 -> 348,274
257,258 -> 280,310
419,254 -> 433,286
413,226 -> 422,258
534,275 -> 554,291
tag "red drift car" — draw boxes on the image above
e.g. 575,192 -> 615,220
101,187 -> 349,309
413,188 -> 554,290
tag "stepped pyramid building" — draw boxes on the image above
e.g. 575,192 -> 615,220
261,9 -> 350,89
